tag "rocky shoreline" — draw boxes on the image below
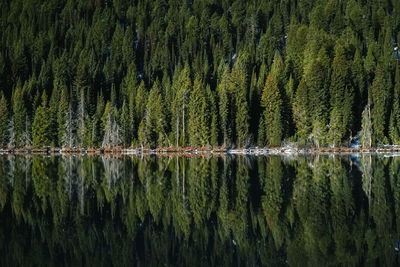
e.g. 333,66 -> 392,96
1,145 -> 400,155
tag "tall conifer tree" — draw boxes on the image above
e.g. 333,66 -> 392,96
261,53 -> 285,147
370,64 -> 390,145
32,92 -> 52,147
0,93 -> 9,147
390,64 -> 400,144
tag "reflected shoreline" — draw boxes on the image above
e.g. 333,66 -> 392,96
2,147 -> 400,157
0,154 -> 399,266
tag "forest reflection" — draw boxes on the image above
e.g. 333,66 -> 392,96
0,154 -> 399,266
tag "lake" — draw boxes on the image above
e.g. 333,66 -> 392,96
0,154 -> 399,266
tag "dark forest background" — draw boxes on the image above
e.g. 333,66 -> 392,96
0,0 -> 400,148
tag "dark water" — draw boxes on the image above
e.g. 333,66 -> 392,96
0,154 -> 399,266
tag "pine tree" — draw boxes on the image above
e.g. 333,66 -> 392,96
328,41 -> 354,146
210,113 -> 218,147
101,101 -> 121,148
364,43 -> 376,83
307,49 -> 330,147
352,48 -> 367,131
217,64 -> 232,147
48,87 -> 60,146
261,59 -> 284,147
122,27 -> 136,67
389,64 -> 400,144
171,64 -> 191,147
257,116 -> 266,146
8,118 -> 15,148
188,75 -> 210,147
230,54 -> 249,148
285,75 -> 295,113
101,102 -> 113,132
111,24 -> 124,78
12,84 -> 27,147
81,115 -> 93,148
353,49 -> 366,98
102,112 -> 122,148
32,91 -> 52,148
139,80 -> 168,148
21,115 -> 32,148
293,80 -> 310,144
161,71 -> 172,125
110,83 -> 118,107
0,93 -> 9,147
121,63 -> 138,100
137,120 -> 147,149
234,83 -> 249,148
57,88 -> 69,147
128,88 -> 136,140
249,68 -> 260,138
135,81 -> 147,124
92,93 -> 105,147
370,64 -> 390,145
360,104 -> 372,148
77,89 -> 86,146
62,103 -> 77,148
120,100 -> 131,147
207,86 -> 217,147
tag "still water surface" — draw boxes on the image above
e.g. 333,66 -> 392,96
0,154 -> 399,266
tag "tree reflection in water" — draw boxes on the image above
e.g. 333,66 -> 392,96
0,154 -> 398,266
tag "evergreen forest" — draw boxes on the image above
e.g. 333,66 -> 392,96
1,0 -> 400,149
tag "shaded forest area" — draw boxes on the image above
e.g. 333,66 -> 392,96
0,0 -> 400,149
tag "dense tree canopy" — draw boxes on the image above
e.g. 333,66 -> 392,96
1,0 -> 400,148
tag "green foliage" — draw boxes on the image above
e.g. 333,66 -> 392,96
120,100 -> 131,147
32,92 -> 52,147
262,156 -> 285,247
328,41 -> 354,146
48,87 -> 60,146
0,93 -> 9,147
360,104 -> 373,148
293,80 -> 310,144
1,0 -> 400,148
138,80 -> 167,148
12,85 -> 28,147
261,54 -> 284,147
307,56 -> 329,147
389,64 -> 400,144
57,88 -> 69,147
230,55 -> 250,148
171,64 -> 191,147
217,64 -> 232,147
32,157 -> 52,209
188,75 -> 210,147
370,64 -> 391,145
2,154 -> 400,265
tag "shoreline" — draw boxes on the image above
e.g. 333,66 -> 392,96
1,146 -> 400,156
